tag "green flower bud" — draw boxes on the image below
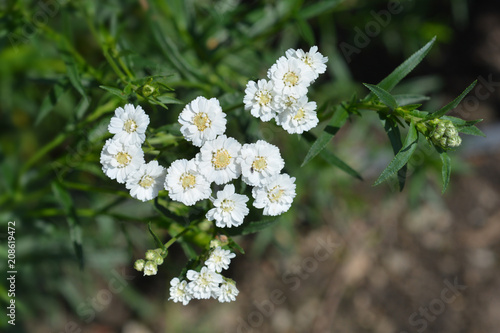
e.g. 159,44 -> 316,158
142,84 -> 156,97
447,135 -> 462,148
429,119 -> 462,149
145,249 -> 157,261
143,260 -> 158,276
134,259 -> 145,272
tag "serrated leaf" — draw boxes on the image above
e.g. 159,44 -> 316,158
424,80 -> 477,120
394,94 -> 430,106
99,85 -> 128,100
36,80 -> 69,125
440,151 -> 451,194
320,149 -> 363,180
302,106 -> 349,166
374,121 -> 419,186
456,125 -> 486,137
148,222 -> 166,250
365,37 -> 436,101
363,83 -> 398,110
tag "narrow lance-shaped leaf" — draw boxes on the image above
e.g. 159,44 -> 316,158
374,121 -> 419,186
424,80 -> 477,120
363,83 -> 398,110
440,151 -> 451,194
302,105 -> 349,166
320,150 -> 363,180
394,94 -> 430,106
364,37 -> 436,101
456,125 -> 486,137
148,222 -> 166,251
99,85 -> 129,100
36,80 -> 69,125
381,117 -> 406,191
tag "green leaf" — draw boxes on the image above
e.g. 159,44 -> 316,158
381,117 -> 407,190
148,222 -> 166,251
299,0 -> 344,19
61,50 -> 88,102
394,94 -> 430,106
424,80 -> 477,120
224,218 -> 280,236
99,85 -> 128,100
456,125 -> 485,137
440,151 -> 451,194
36,80 -> 69,125
302,106 -> 349,166
154,197 -> 185,225
227,238 -> 245,255
295,17 -> 315,45
155,94 -> 184,105
374,121 -> 419,186
363,83 -> 398,110
319,149 -> 363,180
51,182 -> 84,270
365,37 -> 436,101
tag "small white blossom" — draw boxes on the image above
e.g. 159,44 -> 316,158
197,135 -> 242,185
186,266 -> 223,299
275,96 -> 319,134
243,79 -> 277,121
216,280 -> 239,303
143,260 -> 158,276
268,56 -> 314,98
273,93 -> 301,115
285,46 -> 328,80
134,259 -> 145,272
252,173 -> 296,216
126,160 -> 166,202
238,141 -> 285,187
169,278 -> 192,305
164,159 -> 211,206
178,96 -> 227,147
108,104 -> 150,146
205,246 -> 236,273
206,184 -> 249,228
100,138 -> 145,184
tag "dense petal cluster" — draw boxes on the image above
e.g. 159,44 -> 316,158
108,104 -> 150,146
126,160 -> 166,202
206,184 -> 249,228
164,159 -> 211,206
100,138 -> 145,184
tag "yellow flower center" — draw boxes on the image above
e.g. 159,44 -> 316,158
123,119 -> 138,133
257,90 -> 271,106
284,96 -> 297,108
302,55 -> 313,67
220,199 -> 235,212
283,71 -> 299,87
268,185 -> 284,203
193,112 -> 211,131
139,175 -> 155,189
180,173 -> 196,189
115,152 -> 132,167
212,149 -> 231,170
293,108 -> 305,121
252,156 -> 267,172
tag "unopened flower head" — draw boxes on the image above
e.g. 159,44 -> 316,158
206,184 -> 249,228
276,96 -> 319,134
238,140 -> 285,187
143,260 -> 158,276
216,279 -> 239,303
169,278 -> 192,305
285,46 -> 328,80
179,96 -> 227,147
126,160 -> 166,202
186,266 -> 223,299
100,138 -> 145,184
252,173 -> 297,216
134,259 -> 145,272
243,79 -> 277,121
205,246 -> 236,273
197,135 -> 242,185
268,56 -> 314,97
164,159 -> 211,206
430,119 -> 462,149
108,104 -> 150,146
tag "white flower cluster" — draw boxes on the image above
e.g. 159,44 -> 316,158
169,246 -> 239,304
100,104 -> 167,202
165,96 -> 297,222
243,46 -> 328,134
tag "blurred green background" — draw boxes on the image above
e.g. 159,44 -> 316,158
1,0 -> 499,332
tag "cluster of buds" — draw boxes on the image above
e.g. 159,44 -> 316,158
134,248 -> 166,276
428,119 -> 462,149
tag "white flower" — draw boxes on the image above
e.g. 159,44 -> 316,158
206,184 -> 249,228
126,160 -> 166,202
178,96 -> 227,147
239,141 -> 285,187
286,46 -> 328,80
243,79 -> 277,121
216,280 -> 239,303
252,173 -> 296,216
205,246 -> 236,273
273,93 -> 301,115
275,96 -> 319,134
143,260 -> 158,276
100,138 -> 145,184
197,135 -> 242,185
108,104 -> 150,146
186,266 -> 223,299
268,56 -> 314,98
164,159 -> 211,206
169,278 -> 192,305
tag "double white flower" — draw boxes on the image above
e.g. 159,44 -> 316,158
164,158 -> 211,206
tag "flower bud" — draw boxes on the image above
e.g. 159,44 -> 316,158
134,259 -> 145,272
143,260 -> 158,276
145,249 -> 157,261
142,84 -> 156,97
429,119 -> 462,149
